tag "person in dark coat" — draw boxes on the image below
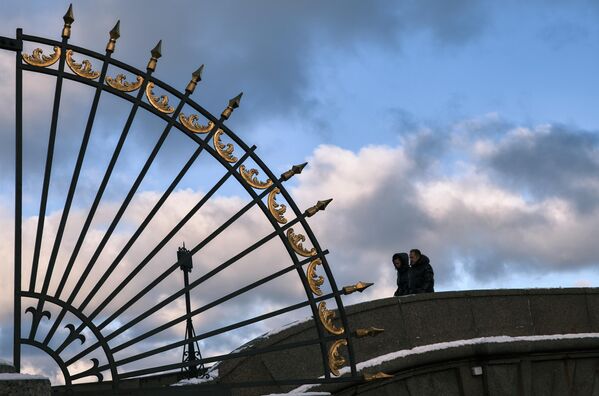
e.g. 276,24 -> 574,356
392,252 -> 409,296
407,249 -> 434,294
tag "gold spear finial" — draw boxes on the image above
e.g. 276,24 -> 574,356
354,327 -> 385,338
304,199 -> 333,217
363,372 -> 394,381
342,281 -> 374,295
186,65 -> 204,94
106,20 -> 120,53
221,92 -> 243,120
62,4 -> 74,39
147,40 -> 162,72
280,162 -> 308,181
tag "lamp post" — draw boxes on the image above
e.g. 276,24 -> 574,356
177,243 -> 206,378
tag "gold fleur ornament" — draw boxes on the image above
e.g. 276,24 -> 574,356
267,188 -> 287,224
328,339 -> 348,376
22,47 -> 61,67
286,228 -> 316,257
106,74 -> 144,92
145,82 -> 175,114
65,50 -> 100,80
318,301 -> 344,335
306,258 -> 324,296
179,113 -> 215,134
214,129 -> 238,163
239,165 -> 272,189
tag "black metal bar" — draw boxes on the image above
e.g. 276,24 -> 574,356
65,209 -> 307,366
39,47 -> 111,347
102,208 -> 307,338
115,327 -> 346,379
53,71 -> 152,301
105,276 -> 347,369
67,96 -> 185,303
44,71 -> 153,353
20,291 -> 118,385
0,35 -> 21,51
76,137 -> 208,314
27,32 -> 70,340
21,339 -> 72,386
88,148 -> 254,325
112,252 -> 327,353
13,28 -> 23,373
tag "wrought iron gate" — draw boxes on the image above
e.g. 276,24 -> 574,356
0,5 -> 380,393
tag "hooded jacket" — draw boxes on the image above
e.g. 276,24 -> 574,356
408,254 -> 434,294
394,253 -> 410,296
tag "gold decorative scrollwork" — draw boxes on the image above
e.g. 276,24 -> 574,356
106,74 -> 144,92
267,188 -> 287,224
179,113 -> 214,134
318,301 -> 344,335
145,82 -> 175,114
239,165 -> 272,189
286,228 -> 316,257
65,50 -> 100,80
307,258 -> 324,296
328,339 -> 347,376
22,47 -> 61,67
213,129 -> 238,163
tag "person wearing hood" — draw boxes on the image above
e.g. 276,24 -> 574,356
392,252 -> 409,296
408,249 -> 434,294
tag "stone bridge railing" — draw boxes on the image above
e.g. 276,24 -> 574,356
216,288 -> 599,395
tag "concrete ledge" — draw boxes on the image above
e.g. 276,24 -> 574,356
0,373 -> 51,396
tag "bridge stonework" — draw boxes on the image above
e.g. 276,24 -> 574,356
215,288 -> 599,395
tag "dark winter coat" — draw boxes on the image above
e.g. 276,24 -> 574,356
407,254 -> 434,294
394,253 -> 410,296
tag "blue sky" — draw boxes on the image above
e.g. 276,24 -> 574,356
0,0 -> 598,384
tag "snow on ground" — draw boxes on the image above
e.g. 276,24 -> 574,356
288,332 -> 599,394
0,359 -> 12,366
172,368 -> 218,386
0,373 -> 48,381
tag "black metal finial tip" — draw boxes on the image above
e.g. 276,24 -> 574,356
293,162 -> 308,174
192,64 -> 204,79
151,40 -> 162,58
319,198 -> 333,210
64,4 -> 74,24
229,92 -> 243,108
110,20 -> 120,39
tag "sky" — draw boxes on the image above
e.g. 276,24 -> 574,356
0,0 -> 598,385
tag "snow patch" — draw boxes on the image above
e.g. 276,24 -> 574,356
288,333 -> 599,394
172,368 -> 218,386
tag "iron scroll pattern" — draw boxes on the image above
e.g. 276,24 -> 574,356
2,7 -> 381,393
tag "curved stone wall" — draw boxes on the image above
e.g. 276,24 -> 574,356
216,288 -> 599,395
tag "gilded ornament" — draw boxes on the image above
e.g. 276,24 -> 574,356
267,188 -> 287,224
307,258 -> 324,296
145,82 -> 175,114
305,199 -> 333,217
280,162 -> 307,181
65,50 -> 100,80
214,129 -> 238,163
239,165 -> 272,189
318,301 -> 344,335
328,339 -> 347,376
221,92 -> 242,120
364,372 -> 394,381
342,281 -> 374,295
22,47 -> 61,67
106,74 -> 143,92
354,327 -> 385,338
179,113 -> 214,134
286,228 -> 316,257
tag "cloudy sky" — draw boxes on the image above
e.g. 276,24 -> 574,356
1,0 -> 598,385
